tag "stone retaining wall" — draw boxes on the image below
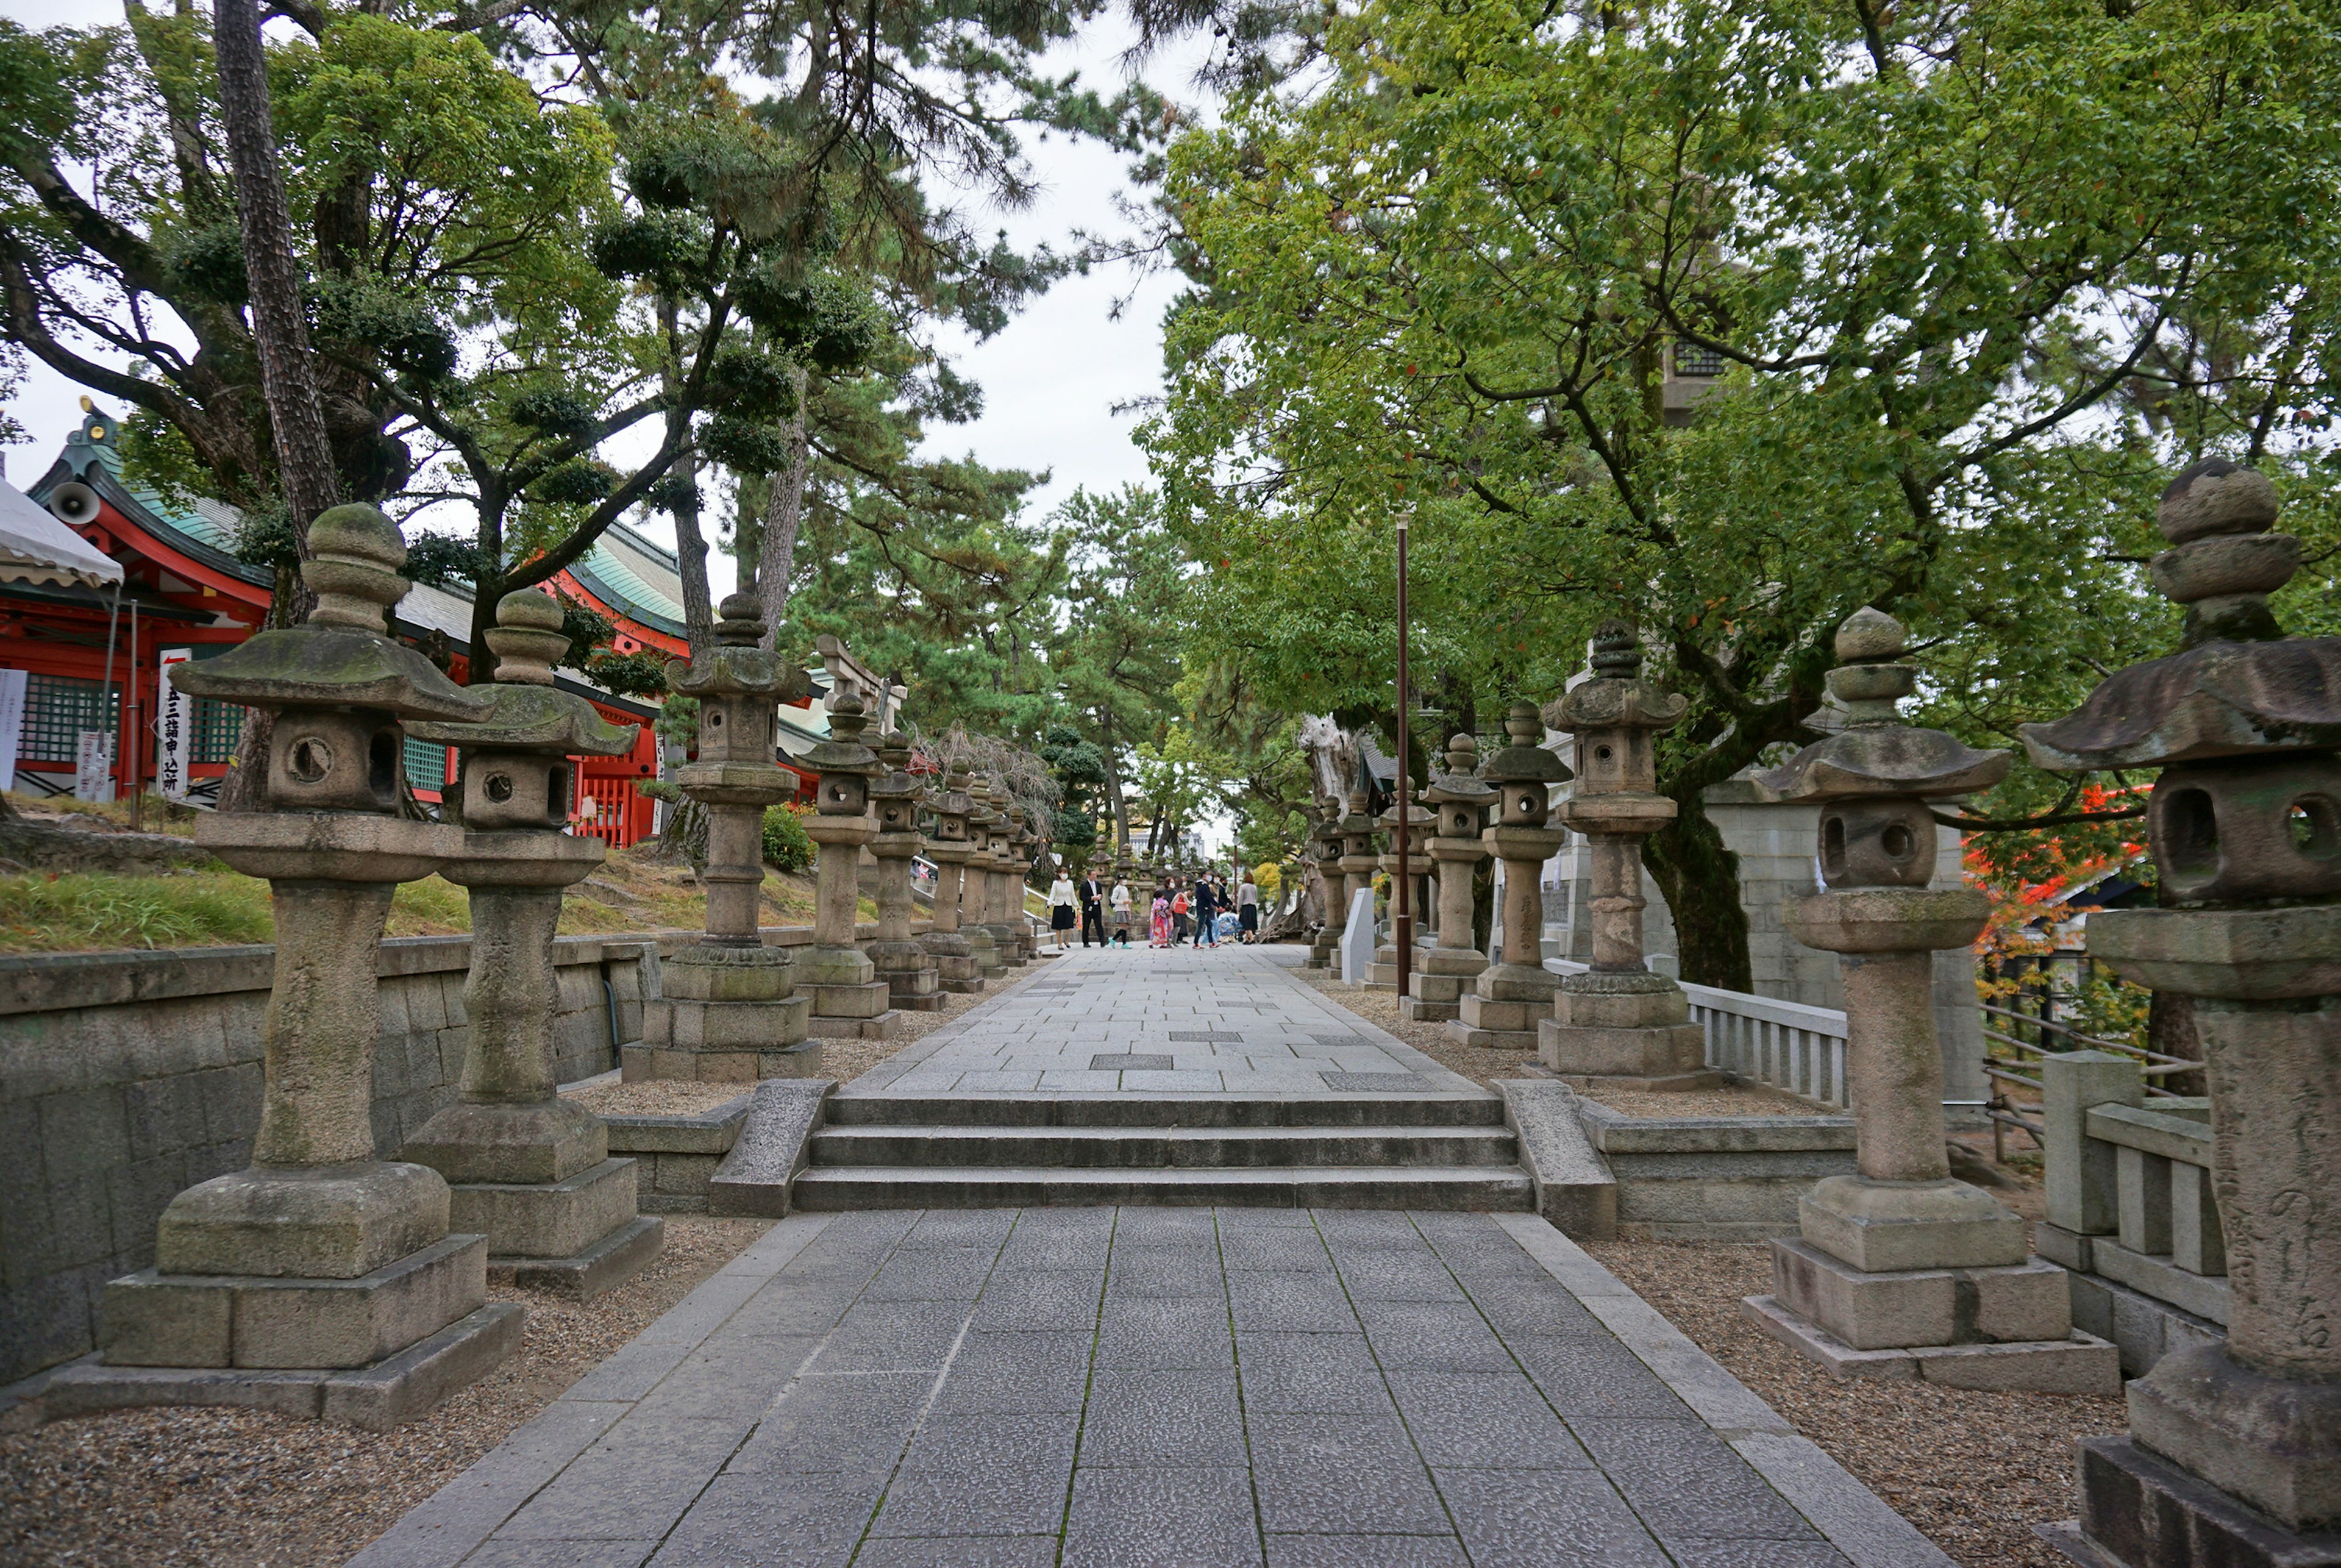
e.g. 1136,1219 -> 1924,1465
1575,1101 -> 1858,1240
0,932 -> 656,1388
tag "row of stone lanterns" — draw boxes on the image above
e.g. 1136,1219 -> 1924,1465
74,508 -> 666,1424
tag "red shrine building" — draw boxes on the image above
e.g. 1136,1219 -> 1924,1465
10,403 -> 683,846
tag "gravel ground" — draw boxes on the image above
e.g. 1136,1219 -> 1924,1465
1586,1237 -> 2125,1568
1,1216 -> 771,1568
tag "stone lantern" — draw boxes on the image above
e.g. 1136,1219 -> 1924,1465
1542,624 -> 1715,1089
641,593 -> 814,1081
1008,805 -> 1042,961
979,780 -> 1030,968
402,590 -> 661,1297
1447,702 -> 1570,1049
919,764 -> 985,992
1305,808 -> 1346,969
1370,792 -> 1435,989
1747,607 -> 2111,1392
800,692 -> 896,1039
2025,460 -> 2341,1562
963,781 -> 1007,978
1403,735 -> 1495,1023
869,729 -> 942,1010
1334,786 -> 1381,975
84,504 -> 515,1424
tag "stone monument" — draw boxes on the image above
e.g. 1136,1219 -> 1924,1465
80,504 -> 517,1425
1742,607 -> 2113,1393
2026,459 -> 2341,1564
636,593 -> 816,1081
919,764 -> 985,992
404,590 -> 663,1297
1541,624 -> 1716,1089
800,693 -> 896,1039
868,728 -> 943,1010
1448,702 -> 1569,1049
1402,735 -> 1494,1023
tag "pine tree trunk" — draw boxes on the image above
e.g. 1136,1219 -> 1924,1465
1642,789 -> 1754,992
757,368 -> 809,646
213,0 -> 339,538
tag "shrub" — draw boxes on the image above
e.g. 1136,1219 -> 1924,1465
762,802 -> 816,873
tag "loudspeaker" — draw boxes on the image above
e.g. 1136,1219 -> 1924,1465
46,482 -> 100,526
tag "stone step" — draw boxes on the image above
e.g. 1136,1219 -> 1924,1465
807,1124 -> 1522,1170
821,1093 -> 1505,1130
789,1164 -> 1536,1211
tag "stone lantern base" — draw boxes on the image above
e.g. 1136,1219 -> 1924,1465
921,929 -> 985,992
404,1099 -> 665,1300
632,944 -> 819,1082
1306,924 -> 1338,969
1447,962 -> 1558,1050
801,943 -> 901,1039
967,922 -> 1006,979
874,935 -> 947,1010
983,922 -> 1030,969
1741,1175 -> 2118,1395
2042,1433 -> 2341,1568
1539,970 -> 1719,1091
1397,948 -> 1489,1023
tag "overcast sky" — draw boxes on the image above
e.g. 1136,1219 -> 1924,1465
0,2 -> 1209,606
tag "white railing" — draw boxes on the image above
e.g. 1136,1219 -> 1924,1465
1547,958 -> 1851,1108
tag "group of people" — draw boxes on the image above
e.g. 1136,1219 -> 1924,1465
1042,865 -> 1261,952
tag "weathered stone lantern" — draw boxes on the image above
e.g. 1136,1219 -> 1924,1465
979,780 -> 1029,968
870,728 -> 943,1010
2025,460 -> 2341,1561
1403,735 -> 1494,1022
963,781 -> 1007,978
1747,607 -> 2110,1392
84,504 -> 515,1425
1370,792 -> 1435,989
1448,702 -> 1569,1048
919,764 -> 985,992
1542,624 -> 1714,1089
1007,805 -> 1041,960
402,590 -> 661,1297
1305,808 -> 1345,969
800,693 -> 896,1039
642,593 -> 814,1081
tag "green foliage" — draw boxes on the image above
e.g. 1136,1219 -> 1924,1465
0,871 -> 271,952
530,458 -> 619,505
761,801 -> 816,873
586,650 -> 674,698
401,530 -> 494,588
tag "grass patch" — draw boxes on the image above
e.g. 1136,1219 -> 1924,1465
0,872 -> 273,952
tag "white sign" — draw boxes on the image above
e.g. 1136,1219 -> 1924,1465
155,647 -> 194,801
1339,888 -> 1377,983
0,668 -> 26,795
74,729 -> 113,802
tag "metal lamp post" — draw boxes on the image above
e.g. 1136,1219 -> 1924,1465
1395,510 -> 1413,999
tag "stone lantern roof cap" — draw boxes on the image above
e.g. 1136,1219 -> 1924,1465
410,590 -> 637,755
1480,701 -> 1573,785
2023,461 -> 2341,771
1550,623 -> 1689,736
665,594 -> 805,703
1758,608 -> 2009,800
799,691 -> 880,777
1425,733 -> 1496,805
171,503 -> 493,722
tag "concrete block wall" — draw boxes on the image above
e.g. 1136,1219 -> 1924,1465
0,933 -> 655,1388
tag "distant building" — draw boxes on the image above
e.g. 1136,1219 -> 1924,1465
13,403 -> 716,844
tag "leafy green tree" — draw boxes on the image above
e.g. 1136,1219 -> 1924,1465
1145,0 -> 2341,986
1038,723 -> 1111,853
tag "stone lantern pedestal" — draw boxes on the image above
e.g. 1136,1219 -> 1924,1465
636,594 -> 815,1082
869,730 -> 943,1011
919,766 -> 985,993
1742,609 -> 2113,1395
1541,626 -> 1716,1090
801,694 -> 897,1039
1400,736 -> 1492,1023
402,591 -> 662,1299
2022,461 -> 2341,1566
1448,704 -> 1568,1049
1369,797 -> 1433,989
68,505 -> 518,1427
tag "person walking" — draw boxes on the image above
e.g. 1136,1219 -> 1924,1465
1238,873 -> 1260,943
1170,886 -> 1191,945
1047,867 -> 1077,953
1192,874 -> 1218,948
1079,867 -> 1105,947
1149,888 -> 1172,948
1110,877 -> 1133,946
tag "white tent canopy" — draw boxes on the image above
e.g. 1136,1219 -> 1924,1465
0,477 -> 123,591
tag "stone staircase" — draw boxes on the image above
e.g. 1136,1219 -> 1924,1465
788,1092 -> 1536,1210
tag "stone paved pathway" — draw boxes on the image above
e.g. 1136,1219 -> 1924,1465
853,946 -> 1479,1097
357,1206 -> 1948,1568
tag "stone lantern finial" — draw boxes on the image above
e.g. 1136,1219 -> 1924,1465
2025,461 -> 2341,1552
482,589 -> 567,686
304,503 -> 412,632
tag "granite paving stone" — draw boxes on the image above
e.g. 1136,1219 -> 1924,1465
352,960 -> 1947,1568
